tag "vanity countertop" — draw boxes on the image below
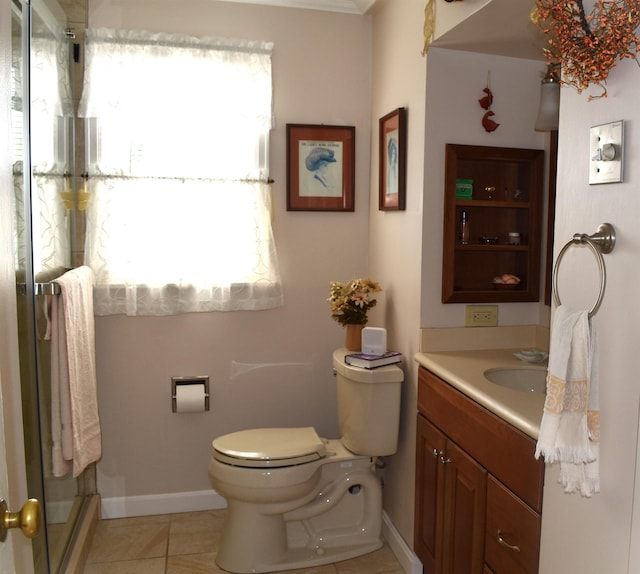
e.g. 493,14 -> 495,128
414,349 -> 546,440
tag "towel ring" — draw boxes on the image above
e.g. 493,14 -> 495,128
552,223 -> 616,318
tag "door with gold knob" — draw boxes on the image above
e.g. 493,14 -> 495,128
2,0 -> 32,570
0,363 -> 33,574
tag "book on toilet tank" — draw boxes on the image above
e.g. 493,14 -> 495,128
344,351 -> 402,369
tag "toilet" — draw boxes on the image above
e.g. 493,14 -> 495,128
208,348 -> 403,574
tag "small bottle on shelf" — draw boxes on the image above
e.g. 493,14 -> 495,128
459,211 -> 469,244
508,232 -> 521,245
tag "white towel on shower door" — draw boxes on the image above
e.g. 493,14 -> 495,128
50,266 -> 102,478
50,291 -> 72,478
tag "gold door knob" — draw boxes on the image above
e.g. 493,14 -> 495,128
0,498 -> 42,541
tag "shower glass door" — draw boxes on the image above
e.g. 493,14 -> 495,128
11,0 -> 87,571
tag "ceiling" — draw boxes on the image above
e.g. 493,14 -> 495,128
432,0 -> 546,61
218,0 -> 545,61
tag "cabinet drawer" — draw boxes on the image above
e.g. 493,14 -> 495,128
418,367 -> 544,511
485,476 -> 541,574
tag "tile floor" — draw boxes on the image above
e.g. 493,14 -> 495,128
83,510 -> 406,573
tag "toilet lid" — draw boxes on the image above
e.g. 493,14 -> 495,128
212,427 -> 327,468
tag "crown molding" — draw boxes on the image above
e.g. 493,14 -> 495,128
215,0 -> 376,15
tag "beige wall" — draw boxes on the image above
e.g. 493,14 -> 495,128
88,0 -> 375,503
538,43 -> 640,574
367,0 -> 426,549
367,2 -> 550,552
422,48 -> 550,328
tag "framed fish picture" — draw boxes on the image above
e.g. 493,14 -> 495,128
286,124 -> 355,211
379,107 -> 406,211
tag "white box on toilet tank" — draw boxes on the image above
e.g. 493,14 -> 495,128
361,327 -> 387,355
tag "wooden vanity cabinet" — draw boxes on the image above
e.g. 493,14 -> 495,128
442,144 -> 544,304
415,367 -> 544,574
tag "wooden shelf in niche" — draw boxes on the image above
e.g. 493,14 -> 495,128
442,144 -> 544,304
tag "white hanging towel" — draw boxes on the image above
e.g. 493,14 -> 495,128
50,266 -> 102,478
535,305 -> 600,496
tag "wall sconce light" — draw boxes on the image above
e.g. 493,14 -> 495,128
534,64 -> 560,132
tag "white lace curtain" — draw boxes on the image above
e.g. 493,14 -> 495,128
79,28 -> 283,316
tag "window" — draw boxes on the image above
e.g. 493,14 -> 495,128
79,28 -> 283,316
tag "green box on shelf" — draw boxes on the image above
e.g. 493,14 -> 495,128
456,179 -> 473,199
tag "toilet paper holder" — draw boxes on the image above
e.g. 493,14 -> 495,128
171,376 -> 210,413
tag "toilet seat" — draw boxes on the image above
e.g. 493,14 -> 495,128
212,427 -> 327,468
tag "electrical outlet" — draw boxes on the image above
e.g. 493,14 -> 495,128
465,305 -> 498,327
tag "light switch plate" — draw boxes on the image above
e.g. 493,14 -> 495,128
589,120 -> 624,184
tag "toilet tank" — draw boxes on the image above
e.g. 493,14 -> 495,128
332,348 -> 403,456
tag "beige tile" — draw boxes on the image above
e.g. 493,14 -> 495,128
168,510 -> 226,556
166,552 -> 227,573
83,557 -> 166,574
271,565 -> 338,574
96,514 -> 171,529
335,545 -> 404,574
83,510 -> 405,574
170,509 -> 226,525
86,521 -> 169,563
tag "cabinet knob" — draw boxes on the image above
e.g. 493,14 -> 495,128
497,529 -> 520,553
431,448 -> 451,464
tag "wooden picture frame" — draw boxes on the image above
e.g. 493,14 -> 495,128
379,107 -> 407,211
286,124 -> 355,211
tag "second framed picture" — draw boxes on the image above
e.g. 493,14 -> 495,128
286,124 -> 355,211
379,107 -> 407,211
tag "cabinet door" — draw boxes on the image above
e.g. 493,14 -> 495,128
441,440 -> 487,574
415,414 -> 447,573
485,476 -> 541,574
418,367 -> 544,512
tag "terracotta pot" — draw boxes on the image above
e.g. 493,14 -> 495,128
345,323 -> 365,351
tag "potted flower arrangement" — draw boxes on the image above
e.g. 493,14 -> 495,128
328,278 -> 381,350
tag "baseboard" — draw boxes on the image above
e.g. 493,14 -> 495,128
100,489 -> 227,519
46,499 -> 75,524
382,511 -> 423,574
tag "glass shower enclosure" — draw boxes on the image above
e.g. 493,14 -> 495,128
11,0 -> 97,571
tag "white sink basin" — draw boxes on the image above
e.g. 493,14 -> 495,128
484,368 -> 547,394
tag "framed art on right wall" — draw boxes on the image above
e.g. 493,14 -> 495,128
379,107 -> 407,211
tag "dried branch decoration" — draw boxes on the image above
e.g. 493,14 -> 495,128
532,0 -> 640,99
